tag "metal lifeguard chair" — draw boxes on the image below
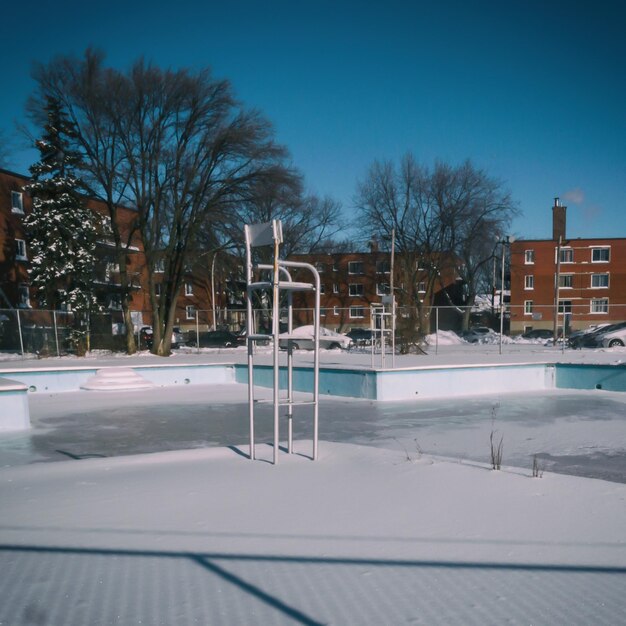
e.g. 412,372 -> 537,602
244,220 -> 321,464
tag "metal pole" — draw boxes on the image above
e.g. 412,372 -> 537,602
312,266 -> 320,461
553,236 -> 562,348
272,235 -> 280,465
435,306 -> 439,355
391,297 -> 396,369
16,309 -> 24,357
211,253 -> 217,331
195,309 -> 200,354
287,292 -> 293,454
499,239 -> 506,355
53,310 -> 60,357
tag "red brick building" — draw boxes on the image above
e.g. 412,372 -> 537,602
289,249 -> 463,332
0,168 -> 229,340
510,198 -> 626,334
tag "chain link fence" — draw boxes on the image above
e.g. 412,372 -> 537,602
1,302 -> 625,357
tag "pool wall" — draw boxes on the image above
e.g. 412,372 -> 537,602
0,378 -> 30,432
235,362 -> 555,400
0,363 -> 236,393
375,364 -> 554,400
1,361 -> 624,433
555,363 -> 626,392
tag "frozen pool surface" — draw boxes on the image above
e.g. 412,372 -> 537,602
2,384 -> 625,483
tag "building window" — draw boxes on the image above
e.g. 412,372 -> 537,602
349,283 -> 364,296
153,259 -> 165,273
524,300 -> 533,315
376,283 -> 389,296
17,284 -> 30,308
332,283 -> 339,294
320,307 -> 326,317
315,262 -> 325,273
11,191 -> 24,214
591,247 -> 610,263
417,282 -> 426,293
105,262 -> 120,281
590,298 -> 609,314
524,249 -> 535,264
558,274 -> 573,288
332,261 -> 339,272
349,306 -> 365,318
348,261 -> 364,275
186,305 -> 196,320
185,282 -> 194,296
319,284 -> 325,294
376,260 -> 390,274
524,275 -> 534,290
333,306 -> 339,316
107,294 -> 122,310
15,239 -> 27,260
591,273 -> 609,288
559,248 -> 573,263
154,283 -> 162,297
558,300 -> 572,314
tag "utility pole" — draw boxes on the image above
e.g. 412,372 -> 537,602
553,236 -> 562,346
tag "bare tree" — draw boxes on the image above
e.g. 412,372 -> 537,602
431,160 -> 518,329
355,154 -> 448,336
0,128 -> 11,167
356,154 -> 517,334
237,171 -> 344,256
29,50 -> 292,356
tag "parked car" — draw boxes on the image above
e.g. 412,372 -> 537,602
187,330 -> 240,348
600,324 -> 626,348
521,329 -> 554,340
279,326 -> 353,350
461,327 -> 496,343
139,326 -> 185,349
566,324 -> 611,348
569,322 -> 626,349
346,328 -> 374,346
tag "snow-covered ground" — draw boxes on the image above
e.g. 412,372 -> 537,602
1,341 -> 626,624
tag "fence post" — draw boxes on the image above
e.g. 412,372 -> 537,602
435,306 -> 439,355
16,309 -> 24,357
53,310 -> 60,357
195,309 -> 200,354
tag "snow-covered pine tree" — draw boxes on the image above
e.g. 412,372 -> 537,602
24,96 -> 100,352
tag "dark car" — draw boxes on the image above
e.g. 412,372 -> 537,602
187,330 -> 240,348
568,322 -> 626,349
346,328 -> 374,346
139,326 -> 185,349
521,329 -> 554,340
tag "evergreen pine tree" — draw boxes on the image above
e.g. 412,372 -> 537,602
24,96 -> 100,351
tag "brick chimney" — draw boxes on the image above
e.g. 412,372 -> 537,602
552,197 -> 566,241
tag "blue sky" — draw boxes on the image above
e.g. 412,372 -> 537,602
1,0 -> 624,241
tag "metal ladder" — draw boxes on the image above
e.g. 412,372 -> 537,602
244,220 -> 321,464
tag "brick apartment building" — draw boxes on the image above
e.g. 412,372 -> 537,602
510,198 -> 626,334
288,249 -> 463,332
0,168 -> 221,340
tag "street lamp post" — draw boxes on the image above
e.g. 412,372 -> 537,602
211,252 -> 217,331
498,236 -> 514,355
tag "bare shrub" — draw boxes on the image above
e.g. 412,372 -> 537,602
532,454 -> 544,478
394,437 -> 422,462
489,403 -> 504,470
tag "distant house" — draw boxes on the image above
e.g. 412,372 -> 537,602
510,198 -> 626,334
